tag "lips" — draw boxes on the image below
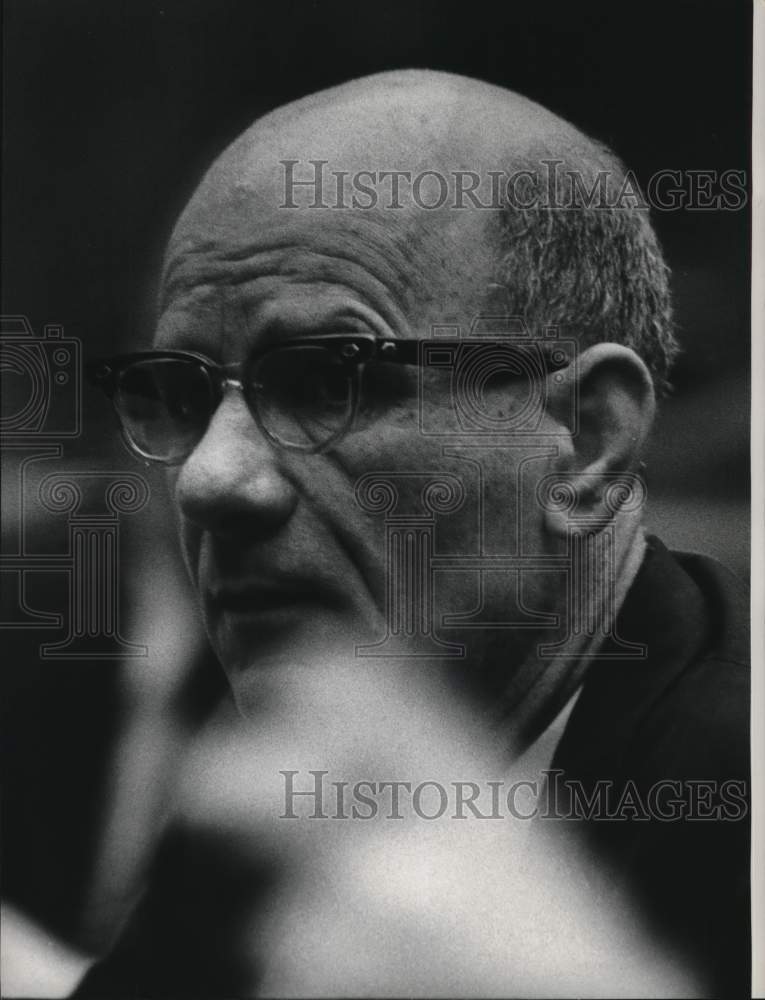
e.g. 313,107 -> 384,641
207,578 -> 318,616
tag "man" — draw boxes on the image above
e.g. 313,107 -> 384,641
80,70 -> 749,996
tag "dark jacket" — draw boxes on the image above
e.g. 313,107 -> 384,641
550,536 -> 750,995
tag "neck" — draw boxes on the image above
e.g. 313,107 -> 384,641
493,513 -> 648,758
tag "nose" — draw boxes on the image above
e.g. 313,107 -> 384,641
174,391 -> 298,537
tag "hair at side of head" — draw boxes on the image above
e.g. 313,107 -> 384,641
491,148 -> 677,392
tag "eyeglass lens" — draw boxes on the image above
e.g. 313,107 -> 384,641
252,343 -> 356,449
113,345 -> 357,461
116,357 -> 216,462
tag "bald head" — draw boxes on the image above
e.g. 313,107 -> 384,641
162,70 -> 675,382
184,69 -> 609,188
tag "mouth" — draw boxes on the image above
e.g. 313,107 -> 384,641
208,580 -> 318,617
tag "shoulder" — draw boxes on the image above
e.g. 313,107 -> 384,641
556,537 -> 749,781
637,543 -> 749,777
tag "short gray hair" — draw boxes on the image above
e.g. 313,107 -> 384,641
495,160 -> 677,391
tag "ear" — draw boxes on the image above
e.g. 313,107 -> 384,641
542,343 -> 656,536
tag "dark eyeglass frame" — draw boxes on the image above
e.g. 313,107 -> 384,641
86,334 -> 570,463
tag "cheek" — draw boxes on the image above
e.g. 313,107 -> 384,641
164,468 -> 184,543
164,466 -> 181,504
165,467 -> 200,580
178,521 -> 202,584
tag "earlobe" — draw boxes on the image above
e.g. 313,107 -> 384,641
542,343 -> 655,536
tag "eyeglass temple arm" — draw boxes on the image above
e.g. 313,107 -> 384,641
85,359 -> 119,394
374,339 -> 569,372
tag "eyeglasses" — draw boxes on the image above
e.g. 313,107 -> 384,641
86,334 -> 570,464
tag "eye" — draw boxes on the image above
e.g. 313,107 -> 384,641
246,342 -> 358,448
253,346 -> 348,406
359,360 -> 417,415
112,357 -> 216,463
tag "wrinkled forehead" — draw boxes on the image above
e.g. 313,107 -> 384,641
158,205 -> 495,360
159,88 -> 507,338
163,182 -> 451,313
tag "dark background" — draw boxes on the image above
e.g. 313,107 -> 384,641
1,0 -> 751,956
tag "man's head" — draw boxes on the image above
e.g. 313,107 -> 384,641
129,71 -> 673,714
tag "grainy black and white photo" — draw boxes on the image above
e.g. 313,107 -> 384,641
1,1 -> 757,996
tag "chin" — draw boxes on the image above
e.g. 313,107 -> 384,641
211,606 -> 376,707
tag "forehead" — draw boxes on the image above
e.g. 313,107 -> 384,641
156,209 -> 494,360
154,112 -> 497,355
155,216 -> 413,357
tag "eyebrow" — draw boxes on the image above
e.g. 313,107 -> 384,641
254,313 -> 378,346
